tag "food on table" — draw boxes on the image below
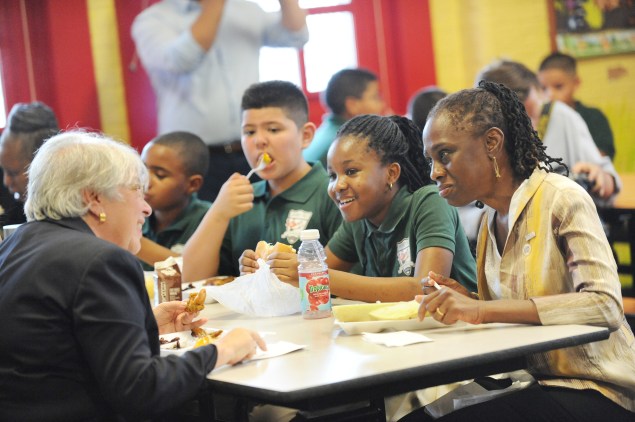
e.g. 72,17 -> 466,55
190,327 -> 207,338
369,300 -> 420,320
193,329 -> 224,348
254,240 -> 296,259
155,257 -> 182,302
202,275 -> 235,286
184,288 -> 206,313
159,336 -> 181,349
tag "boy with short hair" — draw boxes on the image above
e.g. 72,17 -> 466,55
538,52 -> 616,159
137,131 -> 211,270
183,80 -> 342,280
303,68 -> 386,167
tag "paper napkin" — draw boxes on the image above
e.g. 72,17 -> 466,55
362,331 -> 433,347
251,340 -> 306,360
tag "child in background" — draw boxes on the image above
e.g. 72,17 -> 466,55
538,52 -> 616,159
0,102 -> 59,228
407,86 -> 447,131
303,68 -> 386,167
136,131 -> 211,270
183,80 -> 342,281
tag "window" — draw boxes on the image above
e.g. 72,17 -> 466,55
253,0 -> 357,93
303,12 -> 356,93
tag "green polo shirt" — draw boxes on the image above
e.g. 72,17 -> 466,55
574,101 -> 615,160
141,195 -> 211,271
219,162 -> 343,275
302,114 -> 347,168
328,185 -> 477,292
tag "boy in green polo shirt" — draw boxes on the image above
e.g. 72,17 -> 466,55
183,81 -> 342,280
136,131 -> 211,271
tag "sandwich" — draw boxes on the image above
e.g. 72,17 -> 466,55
254,241 -> 296,259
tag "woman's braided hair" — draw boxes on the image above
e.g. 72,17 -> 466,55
336,114 -> 432,192
427,80 -> 565,180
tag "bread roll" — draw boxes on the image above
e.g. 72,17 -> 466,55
255,241 -> 295,259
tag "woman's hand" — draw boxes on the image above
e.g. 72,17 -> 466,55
417,271 -> 482,325
239,249 -> 259,275
153,301 -> 207,335
214,328 -> 267,367
420,271 -> 470,296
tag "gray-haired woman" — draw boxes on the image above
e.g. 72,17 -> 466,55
0,131 -> 265,421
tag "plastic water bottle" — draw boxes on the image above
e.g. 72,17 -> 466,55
298,229 -> 332,319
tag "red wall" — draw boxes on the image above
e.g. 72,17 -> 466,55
0,0 -> 436,151
0,0 -> 100,135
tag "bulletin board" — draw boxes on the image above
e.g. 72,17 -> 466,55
551,0 -> 635,58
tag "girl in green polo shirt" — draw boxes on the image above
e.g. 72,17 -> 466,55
324,114 -> 476,303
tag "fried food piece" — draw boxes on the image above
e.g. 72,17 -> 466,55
193,330 -> 223,348
254,241 -> 296,259
185,288 -> 206,313
190,327 -> 207,338
202,275 -> 235,286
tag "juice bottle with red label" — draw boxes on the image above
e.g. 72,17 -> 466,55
298,229 -> 332,319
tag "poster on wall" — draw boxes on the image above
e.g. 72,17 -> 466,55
552,0 -> 635,58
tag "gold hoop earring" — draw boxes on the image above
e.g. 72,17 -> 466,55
99,212 -> 107,223
492,157 -> 501,179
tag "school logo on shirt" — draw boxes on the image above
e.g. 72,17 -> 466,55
397,238 -> 414,276
281,209 -> 313,244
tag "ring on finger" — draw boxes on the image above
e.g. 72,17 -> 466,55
436,308 -> 445,317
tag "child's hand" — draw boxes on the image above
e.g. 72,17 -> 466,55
267,251 -> 299,286
239,249 -> 259,275
214,173 -> 254,220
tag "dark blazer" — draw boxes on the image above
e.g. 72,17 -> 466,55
0,218 -> 217,421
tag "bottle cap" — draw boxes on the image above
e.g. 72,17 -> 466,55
300,229 -> 320,241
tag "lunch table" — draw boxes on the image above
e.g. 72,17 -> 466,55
198,301 -> 609,421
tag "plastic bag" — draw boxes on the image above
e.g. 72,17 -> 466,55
204,259 -> 300,317
424,370 -> 535,418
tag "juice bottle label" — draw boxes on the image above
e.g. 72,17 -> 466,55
299,270 -> 331,314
